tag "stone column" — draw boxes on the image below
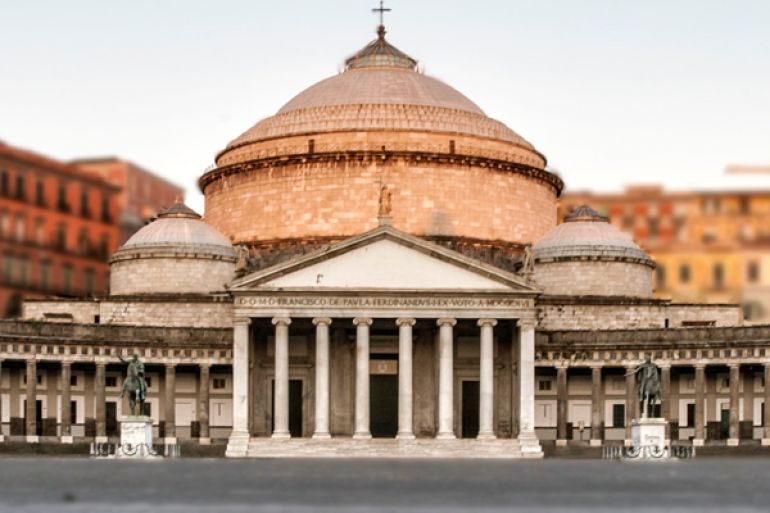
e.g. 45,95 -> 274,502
396,318 -> 416,440
624,363 -> 635,446
198,363 -> 211,444
589,364 -> 603,447
164,363 -> 177,444
694,363 -> 706,447
60,361 -> 73,443
353,317 -> 373,439
226,317 -> 251,457
272,317 -> 292,439
312,317 -> 332,439
0,359 -> 4,443
436,318 -> 456,439
94,361 -> 107,443
25,359 -> 38,442
555,364 -> 568,446
516,319 -> 541,455
762,362 -> 770,446
728,363 -> 740,446
659,363 -> 671,442
477,318 -> 497,440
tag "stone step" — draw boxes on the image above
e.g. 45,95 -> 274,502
246,437 -> 525,458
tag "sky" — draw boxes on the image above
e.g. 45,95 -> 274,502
1,0 -> 769,212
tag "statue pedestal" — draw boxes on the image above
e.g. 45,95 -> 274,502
630,417 -> 668,459
116,415 -> 158,459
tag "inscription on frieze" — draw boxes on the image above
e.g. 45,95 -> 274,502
237,295 -> 533,310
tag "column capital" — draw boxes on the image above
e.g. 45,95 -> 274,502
199,362 -> 212,370
165,362 -> 177,370
234,317 -> 252,327
516,318 -> 536,330
477,318 -> 498,327
588,362 -> 604,370
272,317 -> 292,326
353,317 -> 373,327
657,361 -> 672,370
60,360 -> 72,368
312,317 -> 332,327
694,362 -> 707,370
554,361 -> 569,370
728,362 -> 740,370
436,318 -> 456,327
396,317 -> 416,327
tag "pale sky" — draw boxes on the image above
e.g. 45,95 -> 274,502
2,0 -> 769,212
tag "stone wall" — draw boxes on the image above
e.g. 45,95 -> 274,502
110,257 -> 235,295
23,300 -> 99,324
536,298 -> 742,331
534,260 -> 653,298
99,300 -> 233,328
203,154 -> 557,247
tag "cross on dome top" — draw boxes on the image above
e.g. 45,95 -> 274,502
345,2 -> 417,71
372,0 -> 391,27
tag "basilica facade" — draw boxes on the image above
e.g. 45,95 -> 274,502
2,26 -> 768,457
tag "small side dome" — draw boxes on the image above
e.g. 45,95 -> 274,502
109,202 -> 236,296
533,205 -> 654,298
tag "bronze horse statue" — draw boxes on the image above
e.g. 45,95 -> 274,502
118,354 -> 148,416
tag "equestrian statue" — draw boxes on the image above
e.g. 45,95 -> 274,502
119,353 -> 148,416
626,356 -> 662,418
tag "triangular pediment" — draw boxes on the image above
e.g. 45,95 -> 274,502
230,226 -> 539,294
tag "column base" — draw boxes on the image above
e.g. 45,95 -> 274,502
589,439 -> 603,447
396,432 -> 415,440
624,439 -> 632,447
271,431 -> 291,440
312,432 -> 332,440
727,438 -> 740,447
761,438 -> 770,446
60,435 -> 74,444
555,439 -> 568,447
163,437 -> 178,445
476,432 -> 497,441
198,437 -> 211,445
517,431 -> 543,458
436,432 -> 456,440
693,438 -> 705,447
353,432 -> 372,440
226,430 -> 250,458
94,436 -> 108,444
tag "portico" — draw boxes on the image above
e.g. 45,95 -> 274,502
224,226 -> 543,458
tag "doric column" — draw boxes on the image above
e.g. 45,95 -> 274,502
589,364 -> 603,447
198,363 -> 211,444
762,362 -> 770,446
164,363 -> 177,443
555,363 -> 568,446
477,318 -> 497,440
312,317 -> 332,439
25,359 -> 38,442
353,317 -> 373,439
272,317 -> 292,439
624,363 -> 635,446
94,361 -> 107,443
396,318 -> 416,440
659,363 -> 671,442
60,361 -> 73,443
516,318 -> 541,455
436,318 -> 456,439
728,363 -> 740,446
693,363 -> 706,447
226,317 -> 251,457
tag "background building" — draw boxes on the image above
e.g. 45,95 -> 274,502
72,158 -> 184,245
560,186 -> 770,323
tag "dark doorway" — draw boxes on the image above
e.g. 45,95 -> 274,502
370,374 -> 398,437
720,408 -> 730,439
106,401 -> 118,436
462,380 -> 480,438
271,379 -> 303,437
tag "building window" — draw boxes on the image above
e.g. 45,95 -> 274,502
145,376 -> 152,389
98,234 -> 109,260
748,261 -> 760,283
213,378 -> 226,390
70,374 -> 78,387
655,264 -> 666,289
686,403 -> 695,428
612,404 -> 625,428
57,182 -> 69,212
648,217 -> 659,240
14,174 -> 25,201
0,169 -> 8,196
105,376 -> 118,388
40,260 -> 51,291
17,256 -> 28,286
679,264 -> 691,284
61,264 -> 73,294
34,218 -> 45,245
713,263 -> 725,289
0,210 -> 7,237
77,228 -> 90,256
55,222 -> 66,251
739,196 -> 751,215
2,253 -> 13,284
14,214 -> 25,242
35,179 -> 45,206
100,195 -> 111,223
80,187 -> 91,218
84,268 -> 95,296
70,401 -> 78,425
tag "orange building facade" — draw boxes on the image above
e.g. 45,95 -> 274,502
560,186 -> 770,323
0,142 -> 121,317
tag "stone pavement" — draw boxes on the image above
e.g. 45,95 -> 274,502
1,457 -> 769,512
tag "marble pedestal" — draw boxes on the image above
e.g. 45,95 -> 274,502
116,415 -> 157,459
630,418 -> 668,459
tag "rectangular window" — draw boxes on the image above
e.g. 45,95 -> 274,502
34,218 -> 45,245
2,253 -> 13,284
35,179 -> 45,207
748,261 -> 760,283
648,217 -> 659,240
84,268 -> 95,296
100,195 -> 111,223
40,260 -> 51,291
17,256 -> 28,286
686,403 -> 696,428
14,174 -> 25,201
0,210 -> 7,237
61,264 -> 73,294
14,214 -> 25,242
70,401 -> 77,425
80,187 -> 90,218
77,228 -> 90,256
713,263 -> 725,289
0,169 -> 8,196
145,376 -> 152,389
55,222 -> 66,251
69,374 -> 78,387
98,234 -> 109,260
679,264 -> 691,284
57,182 -> 69,212
612,404 -> 625,428
655,265 -> 666,288
105,376 -> 118,388
213,378 -> 226,390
